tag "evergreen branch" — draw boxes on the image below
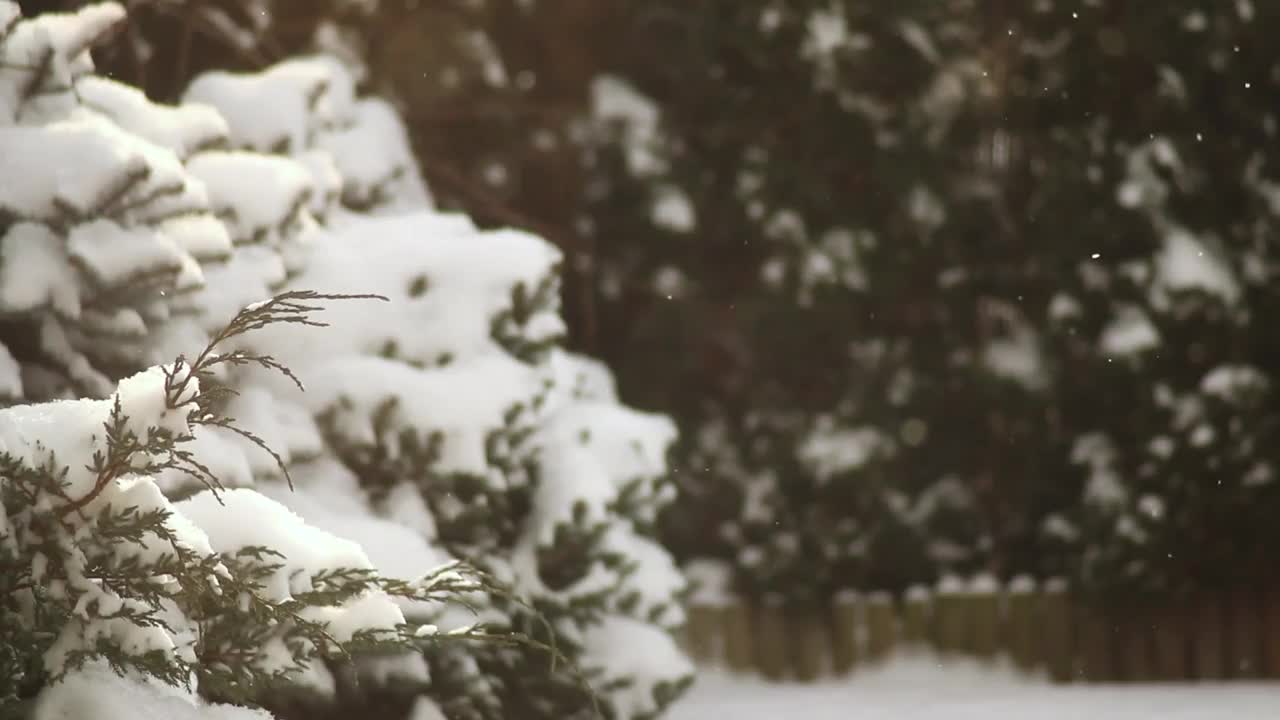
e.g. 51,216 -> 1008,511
55,397 -> 137,520
163,290 -> 387,410
202,416 -> 293,491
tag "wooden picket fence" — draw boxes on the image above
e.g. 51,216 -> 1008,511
680,583 -> 1280,683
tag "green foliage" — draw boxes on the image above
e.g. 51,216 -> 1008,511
0,293 -> 511,715
493,273 -> 566,365
316,394 -> 539,557
5,3 -> 657,718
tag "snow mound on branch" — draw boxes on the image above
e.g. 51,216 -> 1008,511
183,57 -> 355,154
296,353 -> 541,476
0,109 -> 192,223
581,617 -> 694,718
0,2 -> 125,123
537,402 -> 676,490
0,223 -> 81,316
178,488 -> 380,601
68,219 -> 195,290
550,350 -> 619,403
186,151 -> 316,246
0,365 -> 196,501
77,75 -> 229,158
249,213 -> 563,368
34,664 -> 271,720
318,98 -> 431,211
256,477 -> 454,618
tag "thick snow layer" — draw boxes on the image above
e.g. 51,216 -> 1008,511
169,244 -> 287,334
250,212 -> 562,367
675,659 -> 1277,720
33,665 -> 271,720
521,402 -> 675,571
257,481 -> 449,581
177,488 -> 412,668
185,54 -> 429,213
293,353 -> 541,477
581,616 -> 694,718
0,365 -> 195,501
177,488 -> 377,601
296,147 -> 344,218
606,531 -> 686,624
0,223 -> 81,316
318,98 -> 431,211
550,350 -> 619,403
183,57 -> 352,154
0,368 -> 237,681
537,401 -> 677,491
255,478 -> 454,618
67,219 -> 190,289
160,214 -> 234,263
186,151 -> 314,244
0,109 -> 191,222
0,3 -> 126,123
77,76 -> 229,158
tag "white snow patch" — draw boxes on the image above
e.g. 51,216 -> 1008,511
685,559 -> 734,607
797,419 -> 885,481
673,659 -> 1277,720
592,74 -> 663,177
1201,365 -> 1268,402
34,664 -> 270,720
652,185 -> 696,233
1153,230 -> 1239,305
1099,305 -> 1160,356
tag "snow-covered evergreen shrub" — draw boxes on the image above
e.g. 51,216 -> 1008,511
0,293 -> 490,718
177,54 -> 692,720
0,1 -> 221,403
3,3 -> 691,718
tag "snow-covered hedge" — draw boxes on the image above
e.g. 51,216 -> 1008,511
1,3 -> 691,719
0,298 -> 485,718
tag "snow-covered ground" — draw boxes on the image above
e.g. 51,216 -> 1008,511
674,656 -> 1277,719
